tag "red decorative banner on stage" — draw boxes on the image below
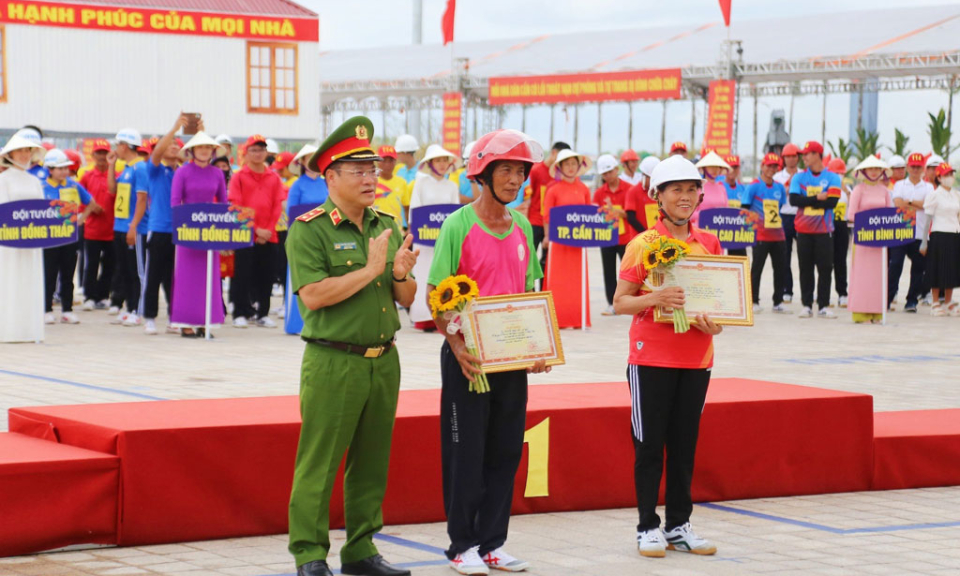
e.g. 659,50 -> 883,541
441,92 -> 462,155
0,1 -> 319,41
703,80 -> 737,156
488,69 -> 682,105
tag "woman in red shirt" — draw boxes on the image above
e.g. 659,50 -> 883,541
543,149 -> 591,328
613,155 -> 723,559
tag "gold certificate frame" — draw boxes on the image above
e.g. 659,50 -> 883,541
653,254 -> 754,327
462,292 -> 566,374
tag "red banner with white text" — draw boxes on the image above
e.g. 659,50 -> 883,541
489,69 -> 682,105
703,80 -> 737,156
441,92 -> 462,155
0,1 -> 319,41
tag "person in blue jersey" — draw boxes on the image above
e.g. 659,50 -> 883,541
138,113 -> 190,335
789,141 -> 843,319
106,127 -> 147,326
742,153 -> 790,314
287,144 -> 327,212
41,149 -> 99,325
722,155 -> 749,257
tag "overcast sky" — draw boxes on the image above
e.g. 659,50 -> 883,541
298,0 -> 960,166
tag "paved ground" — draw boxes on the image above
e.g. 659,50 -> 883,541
2,249 -> 959,575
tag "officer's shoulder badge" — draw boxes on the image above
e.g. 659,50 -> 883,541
373,208 -> 396,220
296,207 -> 326,222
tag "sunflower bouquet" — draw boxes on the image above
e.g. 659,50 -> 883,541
429,274 -> 490,393
640,234 -> 692,333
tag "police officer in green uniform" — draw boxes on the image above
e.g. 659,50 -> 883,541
287,116 -> 419,576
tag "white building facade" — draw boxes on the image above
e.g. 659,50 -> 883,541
0,0 -> 320,141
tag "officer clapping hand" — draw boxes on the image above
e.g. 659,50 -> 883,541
392,233 -> 419,279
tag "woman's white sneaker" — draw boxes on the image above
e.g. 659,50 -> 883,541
637,528 -> 666,558
44,312 -> 57,325
664,523 -> 717,555
449,546 -> 488,575
482,548 -> 529,572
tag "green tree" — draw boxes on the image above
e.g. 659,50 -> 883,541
852,128 -> 880,159
885,128 -> 910,157
927,108 -> 960,158
828,138 -> 855,164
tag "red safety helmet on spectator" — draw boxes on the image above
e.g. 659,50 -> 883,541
466,129 -> 543,179
781,143 -> 800,157
64,149 -> 82,173
620,149 -> 639,163
827,158 -> 847,175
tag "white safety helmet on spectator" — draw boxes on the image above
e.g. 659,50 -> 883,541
115,128 -> 142,148
639,156 -> 660,177
395,134 -> 419,153
596,154 -> 619,175
888,155 -> 906,169
926,154 -> 944,168
43,148 -> 73,168
265,138 -> 280,155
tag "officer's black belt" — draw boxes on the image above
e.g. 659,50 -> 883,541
302,337 -> 395,358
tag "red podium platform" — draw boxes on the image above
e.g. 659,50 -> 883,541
8,378 -> 875,548
0,432 -> 119,556
873,409 -> 960,491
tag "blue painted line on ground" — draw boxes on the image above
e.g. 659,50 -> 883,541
265,560 -> 449,576
0,369 -> 167,401
782,353 -> 960,366
700,502 -> 960,534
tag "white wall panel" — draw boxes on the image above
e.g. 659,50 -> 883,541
0,25 -> 319,140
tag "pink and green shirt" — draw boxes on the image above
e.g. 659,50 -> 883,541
429,205 -> 542,295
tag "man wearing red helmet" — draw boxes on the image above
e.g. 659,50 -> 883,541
620,149 -> 642,186
889,152 -> 934,312
429,129 -> 550,575
80,140 -> 116,311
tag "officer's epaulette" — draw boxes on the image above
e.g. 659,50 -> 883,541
373,208 -> 396,220
296,207 -> 326,222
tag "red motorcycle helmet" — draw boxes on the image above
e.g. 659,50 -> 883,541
64,149 -> 82,173
466,129 -> 544,179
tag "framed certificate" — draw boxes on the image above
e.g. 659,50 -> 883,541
653,255 -> 754,327
462,292 -> 566,374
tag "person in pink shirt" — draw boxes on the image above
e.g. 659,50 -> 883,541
692,151 -> 730,225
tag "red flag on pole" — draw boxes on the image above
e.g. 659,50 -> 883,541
442,0 -> 456,45
718,0 -> 732,27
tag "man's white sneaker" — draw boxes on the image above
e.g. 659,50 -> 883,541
839,295 -> 849,308
752,303 -> 762,313
82,299 -> 95,311
233,317 -> 249,329
602,305 -> 616,316
122,314 -> 142,327
450,546 -> 489,575
783,294 -> 793,303
798,306 -> 813,318
278,306 -> 285,319
96,300 -> 110,310
144,319 -> 158,335
482,548 -> 529,572
44,312 -> 57,325
108,305 -> 120,315
818,307 -> 838,319
771,304 -> 792,314
61,312 -> 80,324
664,523 -> 717,555
256,317 -> 278,328
637,528 -> 666,558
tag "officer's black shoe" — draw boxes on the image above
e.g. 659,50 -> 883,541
340,554 -> 411,576
297,559 -> 333,576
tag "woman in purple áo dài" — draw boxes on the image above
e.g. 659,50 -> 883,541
170,132 -> 227,337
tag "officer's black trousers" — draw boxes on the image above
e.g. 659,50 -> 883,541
627,365 -> 710,532
143,232 -> 174,320
43,242 -> 79,313
440,341 -> 528,560
232,242 -> 276,319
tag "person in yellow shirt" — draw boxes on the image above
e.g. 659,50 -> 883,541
375,145 -> 408,227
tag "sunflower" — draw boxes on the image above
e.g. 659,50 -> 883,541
642,247 -> 661,270
453,275 -> 479,300
429,277 -> 465,317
